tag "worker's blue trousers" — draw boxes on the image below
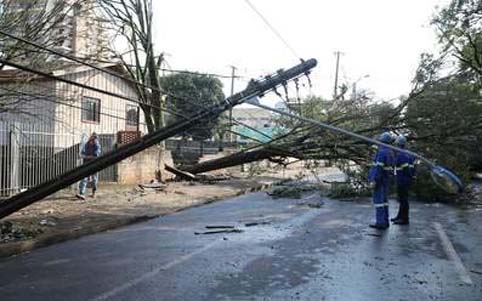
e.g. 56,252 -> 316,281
373,181 -> 389,226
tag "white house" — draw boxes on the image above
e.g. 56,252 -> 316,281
0,63 -> 165,196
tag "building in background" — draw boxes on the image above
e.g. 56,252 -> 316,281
3,0 -> 109,61
231,107 -> 277,144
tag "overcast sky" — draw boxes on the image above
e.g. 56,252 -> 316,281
152,0 -> 449,102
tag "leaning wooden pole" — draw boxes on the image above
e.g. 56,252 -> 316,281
0,58 -> 317,219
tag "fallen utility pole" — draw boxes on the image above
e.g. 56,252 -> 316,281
0,59 -> 317,219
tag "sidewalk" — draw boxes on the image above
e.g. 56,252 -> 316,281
0,175 -> 280,259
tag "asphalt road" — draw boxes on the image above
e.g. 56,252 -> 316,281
0,191 -> 481,300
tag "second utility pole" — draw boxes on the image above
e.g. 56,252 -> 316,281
229,65 -> 237,142
333,51 -> 342,100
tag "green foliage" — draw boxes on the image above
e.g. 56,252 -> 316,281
246,162 -> 267,177
269,184 -> 318,199
405,77 -> 481,199
161,73 -> 225,140
406,78 -> 481,176
411,169 -> 457,202
327,183 -> 371,199
432,0 -> 482,83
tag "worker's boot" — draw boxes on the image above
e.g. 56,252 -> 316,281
393,203 -> 409,225
369,208 -> 389,229
391,206 -> 401,222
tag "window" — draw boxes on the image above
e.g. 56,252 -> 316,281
81,96 -> 100,123
126,105 -> 139,127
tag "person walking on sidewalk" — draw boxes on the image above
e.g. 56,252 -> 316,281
368,132 -> 395,229
391,135 -> 416,225
76,133 -> 101,200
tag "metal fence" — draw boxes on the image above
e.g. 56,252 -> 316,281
0,123 -> 119,197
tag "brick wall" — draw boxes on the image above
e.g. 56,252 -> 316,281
116,146 -> 174,184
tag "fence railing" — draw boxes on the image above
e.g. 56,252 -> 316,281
0,123 -> 119,197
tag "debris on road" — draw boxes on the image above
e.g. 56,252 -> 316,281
195,229 -> 244,235
296,200 -> 324,209
367,233 -> 382,237
267,181 -> 319,199
165,164 -> 197,181
470,269 -> 482,275
196,174 -> 231,183
0,221 -> 43,243
166,164 -> 232,184
39,218 -> 57,227
245,221 -> 271,227
138,182 -> 167,191
205,225 -> 235,229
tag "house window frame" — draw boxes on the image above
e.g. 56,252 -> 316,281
81,96 -> 101,124
125,104 -> 139,129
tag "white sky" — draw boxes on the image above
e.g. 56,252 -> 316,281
152,0 -> 449,102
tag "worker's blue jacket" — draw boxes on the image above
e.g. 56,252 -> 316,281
81,140 -> 101,161
368,146 -> 394,184
395,150 -> 416,187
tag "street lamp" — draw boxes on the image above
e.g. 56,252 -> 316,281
352,74 -> 370,101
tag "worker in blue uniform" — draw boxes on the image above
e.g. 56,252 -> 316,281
391,135 -> 416,225
368,132 -> 394,229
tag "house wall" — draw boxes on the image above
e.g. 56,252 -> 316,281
0,80 -> 57,145
53,67 -> 148,148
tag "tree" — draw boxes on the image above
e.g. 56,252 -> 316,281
405,77 -> 482,199
0,0 -> 82,70
160,73 -> 225,141
182,92 -> 404,177
99,0 -> 166,134
0,0 -> 86,118
432,0 -> 482,84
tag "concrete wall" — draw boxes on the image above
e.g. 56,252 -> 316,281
116,147 -> 174,184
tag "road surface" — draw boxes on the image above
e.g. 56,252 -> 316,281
0,191 -> 481,300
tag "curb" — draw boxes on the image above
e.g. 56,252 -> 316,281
0,215 -> 155,260
0,180 -> 278,260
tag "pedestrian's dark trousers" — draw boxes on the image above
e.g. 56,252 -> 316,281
397,184 -> 410,221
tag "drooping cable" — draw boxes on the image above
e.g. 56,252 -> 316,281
244,0 -> 300,59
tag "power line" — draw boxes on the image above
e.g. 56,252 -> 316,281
244,0 -> 300,59
0,85 -> 150,126
0,30 -> 237,108
0,30 -> 262,134
92,57 -> 242,79
0,31 -> 285,137
0,32 -> 317,148
0,57 -> 191,120
0,63 -> 282,147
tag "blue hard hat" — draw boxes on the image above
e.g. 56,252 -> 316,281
395,135 -> 407,146
378,132 -> 392,143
